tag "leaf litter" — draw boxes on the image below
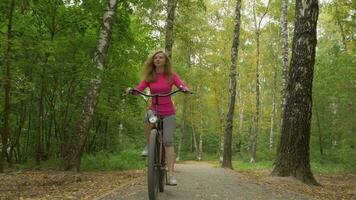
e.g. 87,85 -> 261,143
0,169 -> 145,200
237,169 -> 356,200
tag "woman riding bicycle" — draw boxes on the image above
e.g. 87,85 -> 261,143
126,50 -> 189,185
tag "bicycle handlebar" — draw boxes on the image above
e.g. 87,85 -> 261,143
127,88 -> 193,97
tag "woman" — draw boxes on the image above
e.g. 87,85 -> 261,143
127,50 -> 189,185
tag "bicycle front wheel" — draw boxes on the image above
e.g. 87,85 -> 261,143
147,129 -> 159,200
158,145 -> 166,192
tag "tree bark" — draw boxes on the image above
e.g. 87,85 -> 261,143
62,0 -> 118,171
222,0 -> 242,169
271,0 -> 319,185
165,0 -> 178,59
0,0 -> 15,173
281,0 -> 289,122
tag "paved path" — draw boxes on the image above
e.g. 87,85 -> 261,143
99,162 -> 310,200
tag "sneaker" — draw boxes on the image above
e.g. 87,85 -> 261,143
141,146 -> 148,157
167,175 -> 177,186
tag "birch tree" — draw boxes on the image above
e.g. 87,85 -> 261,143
281,0 -> 289,125
271,0 -> 319,185
222,0 -> 242,169
62,0 -> 118,171
250,0 -> 270,163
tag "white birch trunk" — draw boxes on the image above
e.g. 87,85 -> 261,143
63,0 -> 118,171
281,0 -> 289,122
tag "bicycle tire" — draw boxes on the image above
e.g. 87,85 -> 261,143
147,129 -> 159,200
158,143 -> 166,192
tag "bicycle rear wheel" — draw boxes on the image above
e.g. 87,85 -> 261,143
147,129 -> 159,200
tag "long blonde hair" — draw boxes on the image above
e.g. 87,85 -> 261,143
141,51 -> 174,82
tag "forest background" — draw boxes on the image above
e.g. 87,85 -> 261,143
0,0 -> 355,175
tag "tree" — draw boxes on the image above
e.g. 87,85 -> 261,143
280,0 -> 289,121
250,0 -> 270,163
271,0 -> 320,185
222,0 -> 242,169
0,0 -> 15,173
62,0 -> 118,171
165,0 -> 178,58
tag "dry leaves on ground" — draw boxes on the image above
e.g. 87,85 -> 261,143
0,169 -> 145,200
238,169 -> 356,200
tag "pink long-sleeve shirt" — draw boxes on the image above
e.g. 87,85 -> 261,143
136,73 -> 186,116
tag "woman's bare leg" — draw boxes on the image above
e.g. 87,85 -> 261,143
166,146 -> 175,176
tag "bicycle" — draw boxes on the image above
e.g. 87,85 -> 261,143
127,87 -> 191,200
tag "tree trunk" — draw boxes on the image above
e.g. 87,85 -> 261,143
251,0 -> 270,163
0,0 -> 15,173
271,0 -> 319,185
281,0 -> 289,126
165,0 -> 178,59
62,0 -> 118,171
222,0 -> 242,169
269,64 -> 278,149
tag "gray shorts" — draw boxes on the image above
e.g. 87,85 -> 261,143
144,110 -> 176,147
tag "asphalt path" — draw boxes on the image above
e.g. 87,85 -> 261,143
98,162 -> 310,200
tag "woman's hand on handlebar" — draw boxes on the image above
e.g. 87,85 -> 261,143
125,87 -> 134,95
179,85 -> 193,94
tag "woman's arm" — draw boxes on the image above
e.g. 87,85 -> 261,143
136,80 -> 149,92
126,80 -> 148,95
173,73 -> 188,91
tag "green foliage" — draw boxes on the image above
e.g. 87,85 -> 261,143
81,149 -> 146,171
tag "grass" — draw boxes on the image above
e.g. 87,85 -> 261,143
232,160 -> 273,171
12,149 -> 146,171
228,160 -> 353,174
80,149 -> 146,171
11,150 -> 355,174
